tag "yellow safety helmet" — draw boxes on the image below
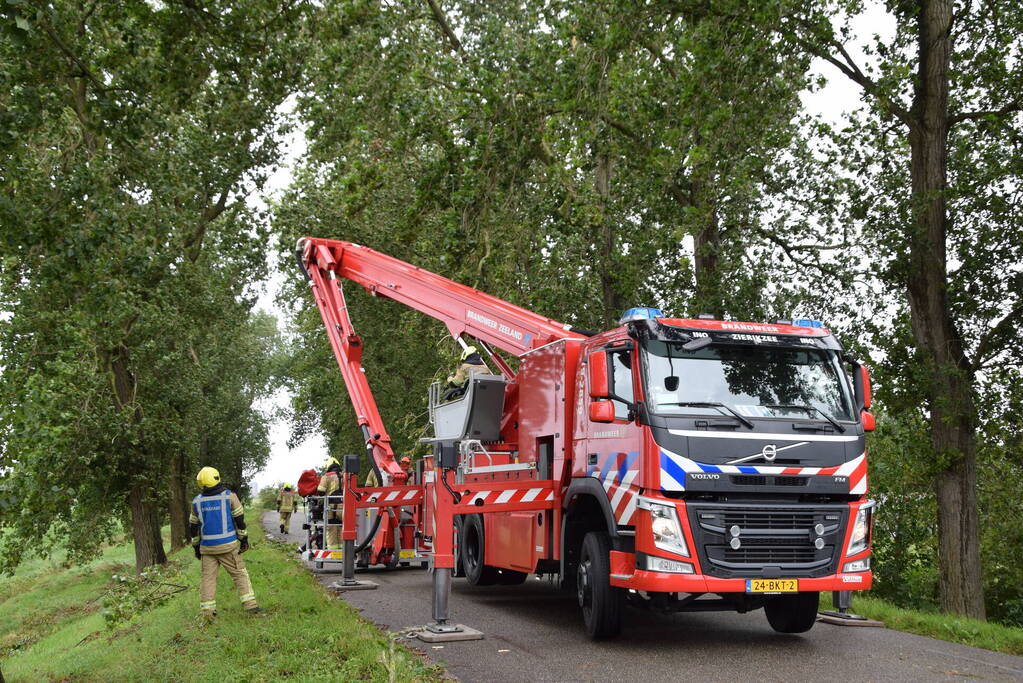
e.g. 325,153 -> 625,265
460,346 -> 478,362
324,456 -> 340,470
196,466 -> 220,489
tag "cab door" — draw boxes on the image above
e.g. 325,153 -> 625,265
572,339 -> 643,527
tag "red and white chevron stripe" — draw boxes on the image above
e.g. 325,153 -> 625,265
362,487 -> 422,505
599,469 -> 639,525
463,486 -> 555,507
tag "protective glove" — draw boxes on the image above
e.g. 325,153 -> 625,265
193,545 -> 201,560
239,536 -> 250,553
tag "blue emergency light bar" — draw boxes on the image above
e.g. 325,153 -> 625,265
791,318 -> 825,328
620,307 -> 665,324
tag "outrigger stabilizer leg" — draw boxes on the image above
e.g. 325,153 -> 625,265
329,454 -> 378,593
818,590 -> 883,627
416,444 -> 482,642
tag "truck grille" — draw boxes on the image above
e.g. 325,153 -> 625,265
729,475 -> 808,487
687,503 -> 846,578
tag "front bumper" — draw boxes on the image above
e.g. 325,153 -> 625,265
609,558 -> 872,593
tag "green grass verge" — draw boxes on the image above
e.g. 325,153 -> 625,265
2,513 -> 444,682
822,593 -> 1023,656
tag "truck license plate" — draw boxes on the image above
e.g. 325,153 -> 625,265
746,578 -> 798,593
399,550 -> 416,559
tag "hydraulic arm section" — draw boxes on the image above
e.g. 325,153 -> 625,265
297,237 -> 584,484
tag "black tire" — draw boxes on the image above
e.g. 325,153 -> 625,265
496,569 -> 528,585
764,591 -> 820,633
461,514 -> 500,586
453,517 -> 465,578
577,531 -> 623,639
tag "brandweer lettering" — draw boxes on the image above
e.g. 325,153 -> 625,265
467,310 -> 524,341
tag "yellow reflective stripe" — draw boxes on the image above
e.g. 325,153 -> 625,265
200,601 -> 216,609
239,593 -> 255,602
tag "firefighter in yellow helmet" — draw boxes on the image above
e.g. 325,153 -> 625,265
316,458 -> 343,549
276,484 -> 297,534
443,346 -> 493,400
189,467 -> 263,617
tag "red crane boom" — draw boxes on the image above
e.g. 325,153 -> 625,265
297,237 -> 584,481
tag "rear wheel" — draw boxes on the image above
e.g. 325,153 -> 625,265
453,517 -> 465,578
576,531 -> 622,639
764,591 -> 820,633
461,514 -> 499,586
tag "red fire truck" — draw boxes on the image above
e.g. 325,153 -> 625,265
298,237 -> 875,639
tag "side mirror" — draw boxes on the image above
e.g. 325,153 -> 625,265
587,350 -> 610,399
589,400 -> 615,423
859,366 -> 872,409
861,410 -> 875,432
850,361 -> 872,411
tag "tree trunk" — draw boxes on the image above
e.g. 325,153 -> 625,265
128,481 -> 167,572
595,150 -> 625,327
690,174 -> 723,319
168,451 -> 189,550
905,0 -> 985,619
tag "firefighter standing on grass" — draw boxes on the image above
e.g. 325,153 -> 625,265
276,484 -> 296,534
189,466 -> 263,617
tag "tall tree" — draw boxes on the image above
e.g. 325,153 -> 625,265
782,0 -> 1023,618
274,0 -> 815,472
0,0 -> 308,570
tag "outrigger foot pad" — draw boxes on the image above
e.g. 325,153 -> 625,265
415,623 -> 484,642
818,610 -> 884,627
327,580 -> 378,592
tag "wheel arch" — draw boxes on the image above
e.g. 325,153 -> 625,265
559,478 -> 620,586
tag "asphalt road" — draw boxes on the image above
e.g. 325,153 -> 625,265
263,511 -> 1023,682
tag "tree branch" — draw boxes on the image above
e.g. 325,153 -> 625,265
752,225 -> 850,280
787,16 -> 917,130
949,97 -> 1022,126
973,298 -> 1023,367
424,0 -> 462,53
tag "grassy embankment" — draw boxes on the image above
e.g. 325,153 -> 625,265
1,512 -> 443,682
820,593 -> 1023,656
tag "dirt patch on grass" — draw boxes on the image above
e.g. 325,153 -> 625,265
0,603 -> 101,658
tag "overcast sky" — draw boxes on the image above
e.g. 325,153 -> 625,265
249,6 -> 895,491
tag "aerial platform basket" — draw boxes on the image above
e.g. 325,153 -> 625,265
426,375 -> 506,443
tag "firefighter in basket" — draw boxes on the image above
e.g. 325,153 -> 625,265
442,346 -> 493,401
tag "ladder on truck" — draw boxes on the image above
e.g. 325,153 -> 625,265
297,237 -> 584,638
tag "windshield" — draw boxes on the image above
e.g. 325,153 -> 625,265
642,340 -> 855,422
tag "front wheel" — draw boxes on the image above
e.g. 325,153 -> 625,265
764,591 -> 820,633
577,531 -> 622,639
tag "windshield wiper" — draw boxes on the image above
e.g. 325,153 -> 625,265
668,402 -> 755,429
765,404 -> 846,433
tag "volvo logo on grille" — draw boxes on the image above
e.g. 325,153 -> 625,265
726,441 -> 810,465
689,473 -> 720,480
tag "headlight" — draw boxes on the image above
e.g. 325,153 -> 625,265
640,499 -> 689,557
846,501 -> 874,556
